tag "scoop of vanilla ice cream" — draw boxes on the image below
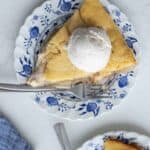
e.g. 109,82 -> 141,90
66,27 -> 112,73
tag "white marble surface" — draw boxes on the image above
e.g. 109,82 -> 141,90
0,0 -> 150,149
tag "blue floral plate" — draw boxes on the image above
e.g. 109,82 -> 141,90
78,131 -> 150,150
14,0 -> 140,120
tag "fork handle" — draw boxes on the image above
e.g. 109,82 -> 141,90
0,83 -> 67,92
54,123 -> 72,150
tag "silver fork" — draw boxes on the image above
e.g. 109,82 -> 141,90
0,74 -> 116,100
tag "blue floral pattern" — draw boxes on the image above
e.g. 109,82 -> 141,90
14,0 -> 139,119
79,132 -> 150,150
30,26 -> 39,38
117,71 -> 134,88
18,57 -> 32,77
58,0 -> 80,11
35,92 -> 76,112
77,100 -> 114,116
126,37 -> 138,55
47,97 -> 59,106
78,103 -> 100,116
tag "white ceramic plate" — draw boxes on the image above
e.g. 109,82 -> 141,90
78,131 -> 150,150
14,0 -> 140,120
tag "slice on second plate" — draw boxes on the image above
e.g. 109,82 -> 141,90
104,140 -> 142,150
28,0 -> 136,87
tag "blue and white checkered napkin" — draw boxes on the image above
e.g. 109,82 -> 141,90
0,117 -> 32,150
